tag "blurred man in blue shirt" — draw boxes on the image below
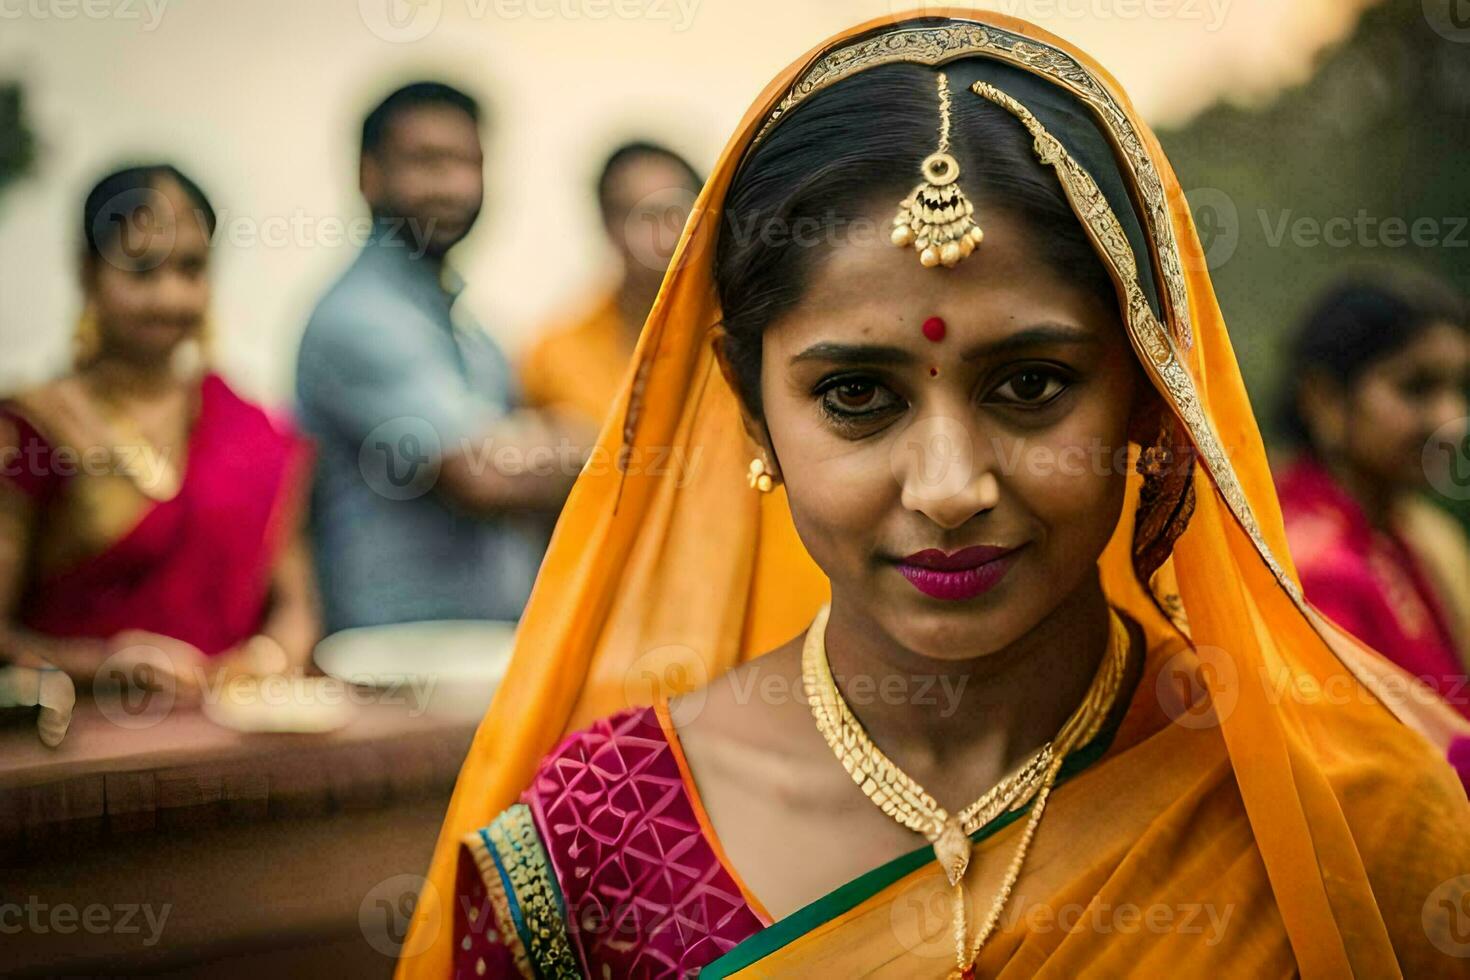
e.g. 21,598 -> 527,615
296,82 -> 585,633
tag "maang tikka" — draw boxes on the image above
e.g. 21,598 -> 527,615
890,71 -> 985,269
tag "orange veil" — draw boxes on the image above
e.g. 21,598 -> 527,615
400,11 -> 1469,978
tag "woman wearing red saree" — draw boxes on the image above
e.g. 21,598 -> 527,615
402,12 -> 1470,978
1276,272 -> 1470,720
0,164 -> 318,695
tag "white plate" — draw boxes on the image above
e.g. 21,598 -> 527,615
311,620 -> 519,718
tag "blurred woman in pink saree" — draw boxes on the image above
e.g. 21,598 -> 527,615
0,164 -> 317,692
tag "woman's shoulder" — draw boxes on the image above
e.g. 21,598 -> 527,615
1318,714 -> 1470,968
456,702 -> 768,977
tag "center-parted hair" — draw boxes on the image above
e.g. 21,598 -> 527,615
82,163 -> 216,263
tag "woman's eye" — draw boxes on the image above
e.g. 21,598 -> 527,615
818,378 -> 900,420
991,368 -> 1070,406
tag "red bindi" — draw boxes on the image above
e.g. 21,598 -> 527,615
921,316 -> 946,343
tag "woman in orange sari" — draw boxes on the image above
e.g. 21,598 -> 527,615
0,164 -> 318,695
402,12 -> 1470,978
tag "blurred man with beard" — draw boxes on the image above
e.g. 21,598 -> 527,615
296,82 -> 584,633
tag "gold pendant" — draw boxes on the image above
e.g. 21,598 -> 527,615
933,816 -> 971,887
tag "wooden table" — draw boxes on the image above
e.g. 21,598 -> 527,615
0,684 -> 484,977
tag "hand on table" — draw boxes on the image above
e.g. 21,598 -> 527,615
102,630 -> 208,702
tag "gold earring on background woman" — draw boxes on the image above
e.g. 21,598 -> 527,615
71,305 -> 214,373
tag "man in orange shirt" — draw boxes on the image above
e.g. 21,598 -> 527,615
521,142 -> 702,426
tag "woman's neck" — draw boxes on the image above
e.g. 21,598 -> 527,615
820,576 -> 1112,812
615,271 -> 660,342
79,355 -> 186,405
1317,452 -> 1398,529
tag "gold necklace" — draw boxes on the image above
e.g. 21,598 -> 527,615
801,605 -> 1131,979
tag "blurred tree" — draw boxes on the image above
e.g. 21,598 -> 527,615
0,80 -> 37,200
1159,0 -> 1470,523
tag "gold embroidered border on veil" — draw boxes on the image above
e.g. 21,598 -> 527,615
399,11 -> 1469,978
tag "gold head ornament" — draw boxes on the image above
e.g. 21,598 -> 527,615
890,71 -> 985,269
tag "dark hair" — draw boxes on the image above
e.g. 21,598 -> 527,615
714,64 -> 1117,418
82,163 -> 217,261
1280,269 -> 1468,448
361,81 -> 480,157
596,140 -> 703,216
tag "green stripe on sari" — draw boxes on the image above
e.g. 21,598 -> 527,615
700,710 -> 1126,978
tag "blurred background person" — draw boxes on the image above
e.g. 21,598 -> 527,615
0,164 -> 318,695
297,82 -> 587,635
1276,269 -> 1470,718
520,141 -> 702,426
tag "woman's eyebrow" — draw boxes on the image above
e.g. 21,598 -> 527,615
790,324 -> 1098,367
961,323 -> 1099,360
790,342 -> 915,366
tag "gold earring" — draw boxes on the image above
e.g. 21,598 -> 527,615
73,303 -> 102,369
890,71 -> 984,269
747,457 -> 775,493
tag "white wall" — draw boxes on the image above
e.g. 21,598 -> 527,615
0,0 -> 1373,404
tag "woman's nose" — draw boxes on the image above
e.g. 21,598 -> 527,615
892,414 -> 1000,530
